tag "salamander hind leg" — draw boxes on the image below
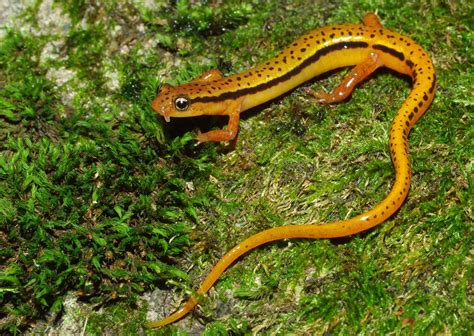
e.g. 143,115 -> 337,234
306,52 -> 384,105
362,13 -> 383,28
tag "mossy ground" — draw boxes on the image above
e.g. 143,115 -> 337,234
0,0 -> 472,335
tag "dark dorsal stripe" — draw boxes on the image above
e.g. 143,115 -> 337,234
190,41 -> 369,104
373,44 -> 405,61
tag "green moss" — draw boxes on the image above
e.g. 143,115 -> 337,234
0,5 -> 212,334
0,32 -> 58,128
0,0 -> 472,335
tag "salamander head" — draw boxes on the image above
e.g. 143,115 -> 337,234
151,83 -> 191,121
152,83 -> 221,121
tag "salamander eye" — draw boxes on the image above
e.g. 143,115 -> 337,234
174,96 -> 190,111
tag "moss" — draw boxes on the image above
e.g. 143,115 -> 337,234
0,0 -> 471,335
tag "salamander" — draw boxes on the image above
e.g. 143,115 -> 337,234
147,13 -> 435,328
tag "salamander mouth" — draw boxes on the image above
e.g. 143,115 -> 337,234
151,97 -> 171,122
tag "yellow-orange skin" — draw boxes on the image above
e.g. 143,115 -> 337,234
148,13 -> 435,328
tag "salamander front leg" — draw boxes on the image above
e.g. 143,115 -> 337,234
306,52 -> 383,104
190,69 -> 224,83
197,112 -> 240,143
196,99 -> 243,143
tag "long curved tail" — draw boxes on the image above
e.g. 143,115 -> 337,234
146,70 -> 435,328
146,14 -> 436,326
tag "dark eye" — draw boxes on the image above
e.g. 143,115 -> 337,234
174,96 -> 190,111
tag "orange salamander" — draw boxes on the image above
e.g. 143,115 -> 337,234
148,13 -> 435,328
